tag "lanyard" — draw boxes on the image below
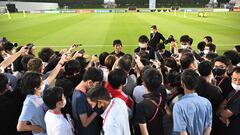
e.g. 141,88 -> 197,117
217,77 -> 226,86
32,96 -> 47,112
148,94 -> 163,123
102,101 -> 115,128
227,91 -> 240,104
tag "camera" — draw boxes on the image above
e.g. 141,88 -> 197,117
164,35 -> 175,44
78,49 -> 85,54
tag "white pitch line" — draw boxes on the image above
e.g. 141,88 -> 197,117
36,43 -> 240,48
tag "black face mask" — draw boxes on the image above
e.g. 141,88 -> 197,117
212,68 -> 226,77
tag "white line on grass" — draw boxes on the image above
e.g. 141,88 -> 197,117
36,43 -> 240,48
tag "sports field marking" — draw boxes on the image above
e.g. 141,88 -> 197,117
164,12 -> 240,30
36,43 -> 240,48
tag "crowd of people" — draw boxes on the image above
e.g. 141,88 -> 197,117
0,25 -> 240,135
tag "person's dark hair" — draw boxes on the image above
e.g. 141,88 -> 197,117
214,56 -> 229,66
151,25 -> 157,29
165,71 -> 181,88
198,61 -> 213,77
179,48 -> 192,55
232,66 -> 240,74
82,67 -> 103,82
204,36 -> 213,43
189,37 -> 193,45
108,68 -> 127,89
142,68 -> 162,92
197,41 -> 206,51
118,57 -> 132,72
13,56 -> 24,72
234,45 -> 240,52
87,84 -> 111,102
65,60 -> 81,76
206,43 -> 216,52
180,53 -> 195,70
138,35 -> 149,43
2,42 -> 14,53
122,54 -> 133,63
21,55 -> 34,71
223,50 -> 240,66
157,43 -> 165,50
113,40 -> 122,46
21,72 -> 42,95
55,78 -> 74,98
99,52 -> 109,66
38,47 -> 54,62
138,51 -> 150,60
43,87 -> 64,109
206,53 -> 218,62
180,35 -> 190,43
165,57 -> 179,72
104,55 -> 117,71
0,73 -> 8,93
76,57 -> 88,71
27,58 -> 43,72
181,69 -> 200,90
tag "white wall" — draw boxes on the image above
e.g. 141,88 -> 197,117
0,1 -> 59,11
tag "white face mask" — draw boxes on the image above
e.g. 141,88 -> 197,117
151,30 -> 154,34
231,83 -> 240,91
139,43 -> 145,48
203,49 -> 209,55
181,45 -> 189,49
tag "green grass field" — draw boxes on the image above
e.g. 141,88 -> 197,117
0,12 -> 240,55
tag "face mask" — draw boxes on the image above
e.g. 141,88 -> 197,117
139,43 -> 145,48
203,50 -> 209,55
151,30 -> 154,34
231,82 -> 240,91
212,68 -> 226,77
181,45 -> 189,49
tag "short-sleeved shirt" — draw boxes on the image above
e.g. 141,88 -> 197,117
18,80 -> 49,135
133,85 -> 148,103
173,93 -> 212,135
44,110 -> 73,135
71,89 -> 101,135
135,93 -> 164,135
225,90 -> 240,134
18,95 -> 48,135
101,98 -> 131,135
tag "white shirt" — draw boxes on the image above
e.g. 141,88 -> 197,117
133,85 -> 148,103
44,110 -> 73,135
101,98 -> 131,135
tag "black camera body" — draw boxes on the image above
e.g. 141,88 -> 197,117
164,35 -> 175,44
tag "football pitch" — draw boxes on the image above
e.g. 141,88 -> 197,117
0,12 -> 240,55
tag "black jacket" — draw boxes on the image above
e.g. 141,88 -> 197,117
149,32 -> 165,51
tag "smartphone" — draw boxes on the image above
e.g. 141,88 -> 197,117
25,44 -> 33,49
